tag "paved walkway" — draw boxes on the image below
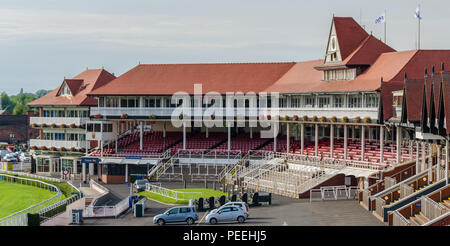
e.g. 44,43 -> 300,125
78,189 -> 384,226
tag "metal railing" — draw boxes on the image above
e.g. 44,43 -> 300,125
392,210 -> 411,226
83,196 -> 130,218
375,197 -> 386,219
309,185 -> 358,202
0,170 -> 62,182
421,196 -> 447,221
0,174 -> 63,226
145,183 -> 202,201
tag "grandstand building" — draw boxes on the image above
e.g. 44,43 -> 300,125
28,15 -> 450,209
27,69 -> 116,177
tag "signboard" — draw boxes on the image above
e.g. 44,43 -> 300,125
125,156 -> 142,160
81,157 -> 100,164
63,169 -> 70,176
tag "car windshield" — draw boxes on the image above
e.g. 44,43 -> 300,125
137,180 -> 148,185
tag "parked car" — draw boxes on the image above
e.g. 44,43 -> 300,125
153,206 -> 198,225
134,179 -> 149,192
2,154 -> 17,162
206,206 -> 246,225
217,202 -> 249,218
19,153 -> 31,162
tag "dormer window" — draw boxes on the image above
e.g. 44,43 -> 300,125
323,68 -> 356,81
57,83 -> 72,96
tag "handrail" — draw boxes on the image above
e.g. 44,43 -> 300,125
0,174 -> 63,226
422,211 -> 450,226
392,210 -> 411,226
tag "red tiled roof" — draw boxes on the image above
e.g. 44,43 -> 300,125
28,69 -> 116,106
333,17 -> 369,61
88,63 -> 296,95
441,72 -> 450,134
381,80 -> 404,121
404,78 -> 424,122
317,35 -> 396,69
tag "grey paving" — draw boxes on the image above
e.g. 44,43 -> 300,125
79,182 -> 384,226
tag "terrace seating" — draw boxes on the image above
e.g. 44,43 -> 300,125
119,131 -> 182,155
292,138 -> 416,164
168,132 -> 227,154
214,133 -> 272,155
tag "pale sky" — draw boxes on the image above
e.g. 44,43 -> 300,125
1,0 -> 449,95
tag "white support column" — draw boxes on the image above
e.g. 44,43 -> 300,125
206,127 -> 209,138
428,144 -> 432,185
140,121 -> 143,150
446,140 -> 449,185
48,158 -> 53,173
301,123 -> 304,155
125,164 -> 129,184
98,164 -> 102,181
344,125 -> 348,159
82,162 -> 86,184
396,126 -> 402,164
352,126 -> 355,140
227,125 -> 231,151
330,124 -> 334,158
73,161 -> 77,175
183,123 -> 187,150
416,141 -> 419,173
380,126 -> 384,163
89,163 -> 94,176
115,128 -> 118,153
250,127 -> 253,139
437,145 -> 441,181
361,126 -> 365,161
314,124 -> 318,156
286,123 -> 290,153
421,142 -> 426,172
100,122 -> 103,158
274,127 -> 277,152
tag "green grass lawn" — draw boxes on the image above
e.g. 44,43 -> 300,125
0,181 -> 57,219
138,188 -> 227,205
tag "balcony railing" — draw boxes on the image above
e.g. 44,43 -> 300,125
30,117 -> 89,126
30,139 -> 88,149
91,107 -> 379,120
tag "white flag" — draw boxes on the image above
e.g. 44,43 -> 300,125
414,5 -> 422,20
375,13 -> 386,24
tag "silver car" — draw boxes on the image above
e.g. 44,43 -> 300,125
206,206 -> 246,224
219,202 -> 249,218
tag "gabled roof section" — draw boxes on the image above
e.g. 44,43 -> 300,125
333,17 -> 369,61
342,35 -> 396,66
28,69 -> 116,107
440,72 -> 450,134
403,78 -> 424,123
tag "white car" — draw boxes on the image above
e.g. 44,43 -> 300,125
2,154 -> 17,162
217,202 -> 249,218
19,153 -> 31,162
206,206 -> 246,225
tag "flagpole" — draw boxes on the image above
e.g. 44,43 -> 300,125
384,9 -> 387,43
418,17 -> 421,50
